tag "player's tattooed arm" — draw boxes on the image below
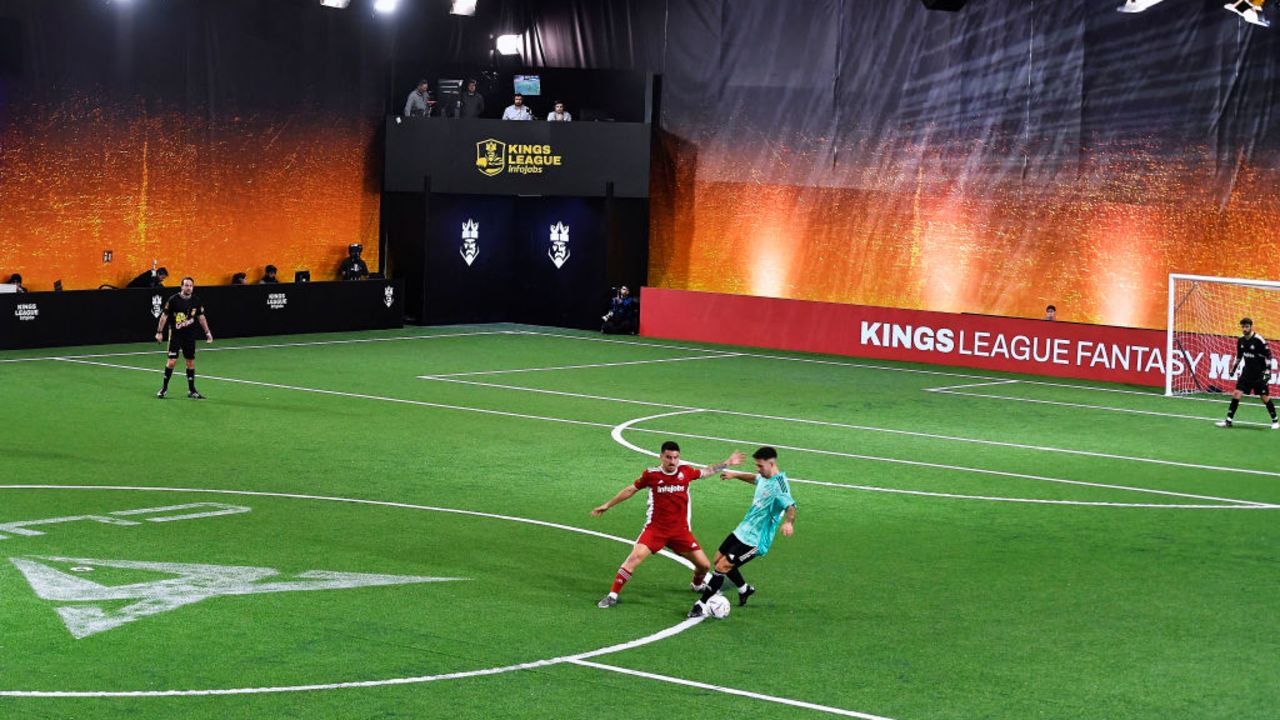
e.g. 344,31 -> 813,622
591,484 -> 639,516
700,450 -> 746,478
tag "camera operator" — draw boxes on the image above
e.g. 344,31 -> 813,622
601,285 -> 638,335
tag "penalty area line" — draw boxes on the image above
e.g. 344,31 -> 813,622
609,412 -> 1278,509
569,659 -> 897,720
419,376 -> 1280,480
927,388 -> 1275,428
421,352 -> 742,379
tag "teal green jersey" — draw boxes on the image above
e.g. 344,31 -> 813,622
731,472 -> 796,557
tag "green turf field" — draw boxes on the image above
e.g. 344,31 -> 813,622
1,325 -> 1277,720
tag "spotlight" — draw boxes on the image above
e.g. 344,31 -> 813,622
319,0 -> 350,8
450,0 -> 478,16
373,0 -> 398,14
496,34 -> 522,55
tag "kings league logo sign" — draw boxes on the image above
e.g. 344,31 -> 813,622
475,139 -> 506,177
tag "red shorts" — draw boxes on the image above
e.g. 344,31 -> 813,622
637,525 -> 701,555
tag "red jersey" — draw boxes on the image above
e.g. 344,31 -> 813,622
634,464 -> 703,532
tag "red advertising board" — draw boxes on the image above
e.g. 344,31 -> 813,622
639,288 -> 1275,388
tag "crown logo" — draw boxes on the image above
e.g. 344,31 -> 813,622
462,219 -> 479,241
485,141 -> 497,154
548,222 -> 571,269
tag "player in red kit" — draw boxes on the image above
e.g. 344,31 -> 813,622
591,441 -> 745,608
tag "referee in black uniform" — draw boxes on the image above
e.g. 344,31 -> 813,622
1216,317 -> 1278,429
155,276 -> 213,399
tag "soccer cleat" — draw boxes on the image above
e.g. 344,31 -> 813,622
737,584 -> 756,607
1215,418 -> 1233,428
596,595 -> 618,609
691,582 -> 708,593
187,390 -> 205,399
1117,0 -> 1166,12
156,388 -> 167,399
1271,420 -> 1279,430
687,601 -> 706,618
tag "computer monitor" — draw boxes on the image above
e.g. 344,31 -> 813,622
513,74 -> 541,96
294,270 -> 311,283
0,284 -> 17,294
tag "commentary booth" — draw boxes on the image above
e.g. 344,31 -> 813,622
382,68 -> 653,329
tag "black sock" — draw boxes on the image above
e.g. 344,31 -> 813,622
1228,398 -> 1240,419
162,366 -> 173,390
699,573 -> 727,603
1267,400 -> 1277,420
727,568 -> 747,588
186,368 -> 196,392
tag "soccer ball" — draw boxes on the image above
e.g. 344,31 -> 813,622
706,593 -> 731,619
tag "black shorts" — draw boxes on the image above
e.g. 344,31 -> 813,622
718,533 -> 759,568
167,333 -> 197,360
1236,373 -> 1271,397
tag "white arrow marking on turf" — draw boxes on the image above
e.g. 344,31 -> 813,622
10,555 -> 466,639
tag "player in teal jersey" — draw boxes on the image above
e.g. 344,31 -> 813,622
689,446 -> 796,618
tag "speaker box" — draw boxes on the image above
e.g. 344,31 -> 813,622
921,0 -> 967,10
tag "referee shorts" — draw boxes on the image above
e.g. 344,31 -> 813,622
167,333 -> 197,360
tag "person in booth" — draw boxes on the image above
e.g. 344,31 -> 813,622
458,79 -> 485,119
502,94 -> 534,121
404,79 -> 436,117
339,244 -> 370,281
547,101 -> 572,122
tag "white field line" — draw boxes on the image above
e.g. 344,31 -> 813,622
929,388 -> 1274,428
422,376 -> 1280,481
0,484 -> 710,699
608,412 -> 1274,508
422,353 -> 742,379
56,359 -> 616,432
0,330 -> 515,364
514,330 -> 998,381
1016,378 -> 1225,404
609,412 -> 1280,507
922,379 -> 1021,393
569,660 -> 897,720
57,358 -> 1278,508
2,484 -> 901,712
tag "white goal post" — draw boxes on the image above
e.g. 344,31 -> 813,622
1166,273 -> 1280,396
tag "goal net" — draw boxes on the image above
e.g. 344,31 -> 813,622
1166,274 -> 1280,396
